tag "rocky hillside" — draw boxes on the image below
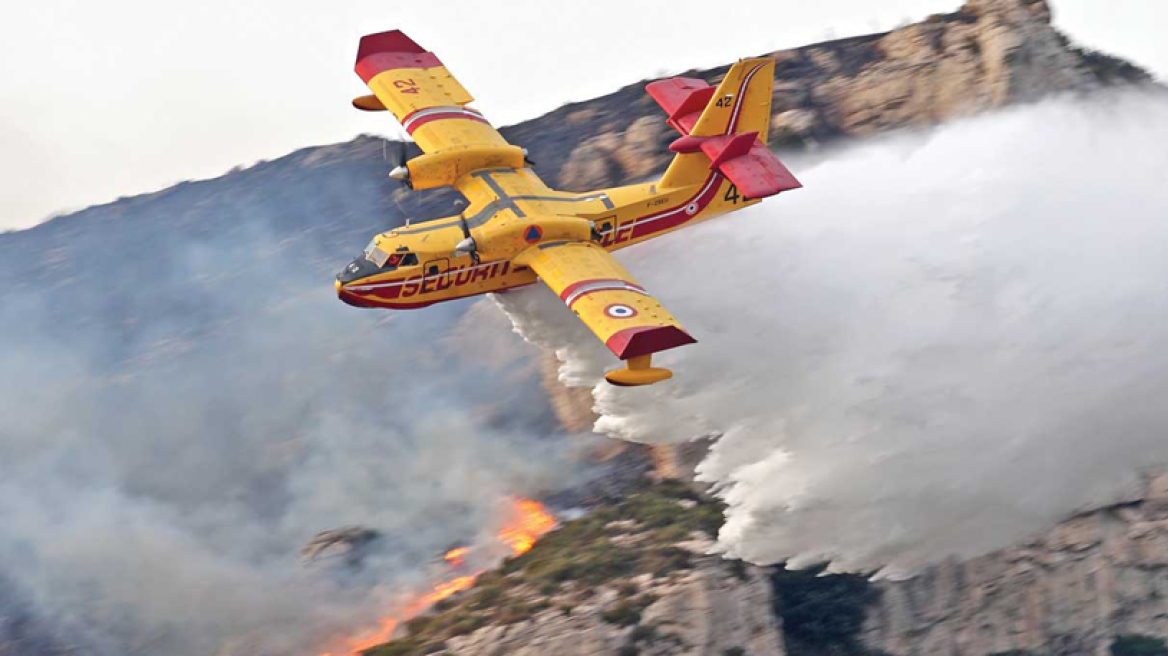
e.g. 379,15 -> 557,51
516,0 -> 1151,193
362,475 -> 1168,656
0,1 -> 1160,654
863,473 -> 1168,656
361,480 -> 786,656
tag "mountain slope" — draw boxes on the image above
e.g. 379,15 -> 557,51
0,1 -> 1159,655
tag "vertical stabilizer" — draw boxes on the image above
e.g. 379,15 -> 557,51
649,59 -> 776,189
647,59 -> 798,198
689,58 -> 775,140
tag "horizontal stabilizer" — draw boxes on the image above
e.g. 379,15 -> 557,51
709,137 -> 801,198
646,77 -> 715,135
668,132 -> 801,198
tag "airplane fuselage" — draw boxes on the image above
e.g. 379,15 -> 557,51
336,166 -> 756,309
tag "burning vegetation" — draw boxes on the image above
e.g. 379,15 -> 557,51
316,498 -> 557,656
354,480 -> 727,656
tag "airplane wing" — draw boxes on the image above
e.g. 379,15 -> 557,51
353,30 -> 511,155
518,241 -> 696,384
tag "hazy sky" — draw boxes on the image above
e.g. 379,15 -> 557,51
2,0 -> 1164,231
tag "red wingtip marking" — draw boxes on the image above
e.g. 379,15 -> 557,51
605,326 -> 697,360
356,30 -> 426,61
354,30 -> 442,82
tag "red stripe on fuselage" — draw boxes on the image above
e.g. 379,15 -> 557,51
341,282 -> 538,310
625,173 -> 723,241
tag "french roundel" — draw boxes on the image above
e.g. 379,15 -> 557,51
604,304 -> 637,319
685,202 -> 699,216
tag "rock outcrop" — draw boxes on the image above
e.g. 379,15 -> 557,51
366,474 -> 1168,656
803,0 -> 1099,137
529,0 -> 1151,193
863,473 -> 1168,656
364,481 -> 784,656
445,559 -> 783,656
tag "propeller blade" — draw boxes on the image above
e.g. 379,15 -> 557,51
384,139 -> 413,188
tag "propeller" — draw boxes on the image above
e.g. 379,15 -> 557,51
383,137 -> 420,226
455,214 -> 480,264
385,139 -> 413,189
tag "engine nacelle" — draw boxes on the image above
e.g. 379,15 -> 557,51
404,145 -> 526,191
474,215 -> 594,260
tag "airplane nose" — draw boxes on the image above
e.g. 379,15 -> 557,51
335,257 -> 384,307
334,272 -> 377,307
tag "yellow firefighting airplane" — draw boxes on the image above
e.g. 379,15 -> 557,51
336,30 -> 801,386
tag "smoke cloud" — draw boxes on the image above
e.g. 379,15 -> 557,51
0,211 -> 589,653
498,90 -> 1168,576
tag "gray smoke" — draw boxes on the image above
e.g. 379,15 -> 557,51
497,90 -> 1168,577
0,217 -> 587,653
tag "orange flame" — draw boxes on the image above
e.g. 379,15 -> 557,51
443,546 -> 470,568
316,498 -> 556,656
498,498 -> 557,556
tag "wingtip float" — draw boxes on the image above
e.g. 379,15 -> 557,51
335,29 -> 802,386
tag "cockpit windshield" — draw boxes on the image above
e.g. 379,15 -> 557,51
363,238 -> 417,270
363,238 -> 391,267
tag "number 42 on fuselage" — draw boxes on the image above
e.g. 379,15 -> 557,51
335,30 -> 801,386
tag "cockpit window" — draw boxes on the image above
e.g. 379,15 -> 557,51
363,238 -> 391,267
382,253 -> 417,267
363,238 -> 417,269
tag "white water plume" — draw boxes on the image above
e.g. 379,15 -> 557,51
495,90 -> 1168,576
